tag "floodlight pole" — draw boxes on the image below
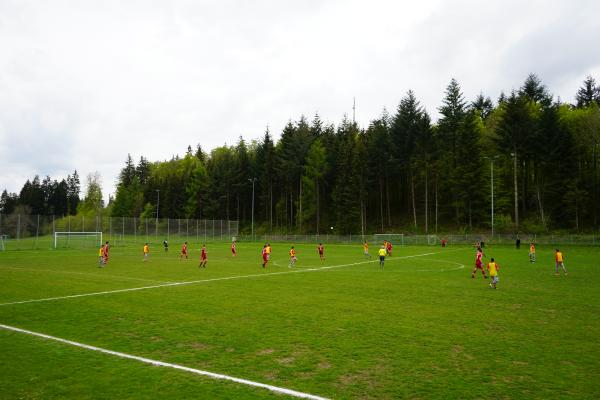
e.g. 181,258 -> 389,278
511,152 -> 519,233
248,178 -> 257,241
484,156 -> 499,237
155,189 -> 160,238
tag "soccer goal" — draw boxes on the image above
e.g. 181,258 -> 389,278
54,232 -> 103,249
427,235 -> 439,246
373,234 -> 404,246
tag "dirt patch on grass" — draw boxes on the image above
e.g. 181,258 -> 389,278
336,362 -> 388,390
189,342 -> 211,351
318,360 -> 332,370
276,356 -> 296,366
257,348 -> 276,355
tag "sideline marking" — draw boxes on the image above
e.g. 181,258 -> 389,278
0,323 -> 328,400
0,251 -> 442,307
0,266 -> 169,284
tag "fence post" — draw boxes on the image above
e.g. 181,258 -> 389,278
17,214 -> 20,240
134,217 -> 137,243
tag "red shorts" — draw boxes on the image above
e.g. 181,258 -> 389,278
201,254 -> 207,260
475,261 -> 483,269
262,254 -> 268,262
318,251 -> 323,255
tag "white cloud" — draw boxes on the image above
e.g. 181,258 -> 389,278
1,0 -> 599,200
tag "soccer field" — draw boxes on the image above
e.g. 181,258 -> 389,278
0,242 -> 598,399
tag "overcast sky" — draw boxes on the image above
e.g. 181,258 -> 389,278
1,0 -> 599,201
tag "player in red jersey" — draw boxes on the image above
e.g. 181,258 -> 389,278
386,241 -> 393,256
317,243 -> 324,261
471,248 -> 487,279
199,244 -> 207,268
261,244 -> 269,268
102,241 -> 110,265
231,240 -> 237,257
180,241 -> 189,261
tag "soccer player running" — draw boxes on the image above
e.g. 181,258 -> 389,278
317,243 -> 324,261
529,243 -> 536,263
261,244 -> 269,268
231,240 -> 237,257
266,243 -> 272,260
472,248 -> 487,279
554,249 -> 567,276
143,243 -> 150,262
163,239 -> 168,252
288,246 -> 297,268
199,244 -> 207,268
386,240 -> 393,256
487,258 -> 500,289
378,245 -> 387,269
180,242 -> 189,261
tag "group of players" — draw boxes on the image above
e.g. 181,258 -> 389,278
470,241 -> 569,289
98,239 -> 395,271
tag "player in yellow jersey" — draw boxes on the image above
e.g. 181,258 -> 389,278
529,243 -> 536,263
288,246 -> 297,268
266,243 -> 272,260
378,245 -> 387,268
98,244 -> 105,267
554,249 -> 567,275
363,241 -> 371,259
487,258 -> 500,289
143,243 -> 150,262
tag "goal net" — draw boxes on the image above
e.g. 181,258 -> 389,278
54,232 -> 103,249
427,235 -> 439,246
373,234 -> 404,246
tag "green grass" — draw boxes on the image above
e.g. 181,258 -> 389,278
0,242 -> 599,399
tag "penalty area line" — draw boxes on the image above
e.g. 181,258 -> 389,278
0,251 -> 442,307
0,323 -> 328,400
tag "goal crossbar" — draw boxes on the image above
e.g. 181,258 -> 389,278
54,232 -> 103,249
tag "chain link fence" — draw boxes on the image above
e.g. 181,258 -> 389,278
0,214 -> 239,250
1,214 -> 599,250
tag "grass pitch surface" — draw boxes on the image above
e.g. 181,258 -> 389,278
0,241 -> 598,399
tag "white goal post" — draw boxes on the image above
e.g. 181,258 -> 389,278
373,234 -> 404,246
54,232 -> 103,249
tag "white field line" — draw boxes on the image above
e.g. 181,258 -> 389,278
0,265 -> 170,284
0,323 -> 329,400
0,251 -> 441,307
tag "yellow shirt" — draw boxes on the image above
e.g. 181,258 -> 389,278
98,247 -> 103,256
530,245 -> 535,253
488,262 -> 498,276
266,246 -> 271,254
555,252 -> 563,262
364,244 -> 369,252
144,245 -> 149,254
290,249 -> 296,257
378,248 -> 387,257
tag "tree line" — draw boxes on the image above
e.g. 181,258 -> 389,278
2,74 -> 600,234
